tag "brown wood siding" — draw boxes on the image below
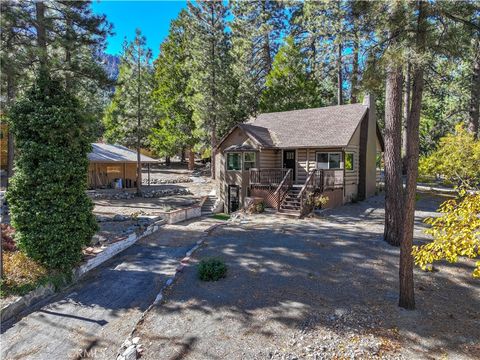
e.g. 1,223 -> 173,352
358,113 -> 369,200
320,188 -> 344,208
259,149 -> 281,168
88,162 -> 137,189
344,145 -> 360,186
215,127 -> 259,210
297,149 -> 308,183
295,148 -> 345,182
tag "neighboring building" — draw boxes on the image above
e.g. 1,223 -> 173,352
214,95 -> 384,215
88,143 -> 158,189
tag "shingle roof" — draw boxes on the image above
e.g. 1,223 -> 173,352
88,143 -> 159,163
242,103 -> 368,148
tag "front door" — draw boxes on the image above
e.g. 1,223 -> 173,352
283,150 -> 296,181
228,185 -> 240,213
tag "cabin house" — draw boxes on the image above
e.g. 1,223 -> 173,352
88,143 -> 158,189
214,95 -> 384,216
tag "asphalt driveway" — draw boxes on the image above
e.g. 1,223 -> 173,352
133,193 -> 479,360
0,218 -> 219,360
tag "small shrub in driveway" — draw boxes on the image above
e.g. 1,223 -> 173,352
198,258 -> 227,281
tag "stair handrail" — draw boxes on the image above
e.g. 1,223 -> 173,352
297,169 -> 317,200
298,169 -> 326,216
273,168 -> 292,210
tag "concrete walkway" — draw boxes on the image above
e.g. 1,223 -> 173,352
0,218 -> 219,360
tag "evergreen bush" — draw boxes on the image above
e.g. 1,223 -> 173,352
197,257 -> 227,281
6,74 -> 98,271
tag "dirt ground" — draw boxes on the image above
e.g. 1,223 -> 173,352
93,166 -> 214,216
133,193 -> 479,360
93,195 -> 200,216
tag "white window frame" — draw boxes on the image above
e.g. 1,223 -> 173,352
315,152 -> 343,170
243,152 -> 256,170
226,152 -> 242,171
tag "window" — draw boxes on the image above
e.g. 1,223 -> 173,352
243,152 -> 256,170
316,152 -> 342,169
226,153 -> 242,170
345,153 -> 354,171
317,153 -> 329,169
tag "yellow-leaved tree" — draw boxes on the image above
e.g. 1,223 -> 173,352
419,124 -> 480,187
412,190 -> 480,278
415,125 -> 480,277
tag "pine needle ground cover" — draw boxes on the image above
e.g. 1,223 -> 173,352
0,226 -> 66,298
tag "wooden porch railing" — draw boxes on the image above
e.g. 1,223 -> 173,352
273,169 -> 293,210
298,169 -> 343,215
249,168 -> 289,187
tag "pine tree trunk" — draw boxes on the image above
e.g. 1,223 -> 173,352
350,33 -> 359,103
337,42 -> 343,105
209,4 -> 217,180
468,37 -> 480,138
136,39 -> 142,196
65,16 -> 73,91
261,1 -> 272,74
35,1 -> 47,71
383,62 -> 404,247
188,147 -> 195,171
211,127 -> 217,179
402,62 -> 411,173
399,0 -> 427,311
181,147 -> 186,164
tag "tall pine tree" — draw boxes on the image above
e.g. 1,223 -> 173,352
187,0 -> 238,177
230,0 -> 287,117
260,36 -> 324,113
103,29 -> 156,194
151,10 -> 197,170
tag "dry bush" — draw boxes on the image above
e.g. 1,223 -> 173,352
1,224 -> 17,251
2,251 -> 47,289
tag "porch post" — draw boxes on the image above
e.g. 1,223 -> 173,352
94,163 -> 97,188
148,163 -> 151,186
306,149 -> 310,174
123,162 -> 127,188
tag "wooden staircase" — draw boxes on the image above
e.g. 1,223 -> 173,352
278,187 -> 302,216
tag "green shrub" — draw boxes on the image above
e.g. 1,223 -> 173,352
212,213 -> 230,221
6,74 -> 98,271
255,201 -> 266,213
197,257 -> 227,281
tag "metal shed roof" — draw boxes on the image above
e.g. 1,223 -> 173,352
88,143 -> 159,163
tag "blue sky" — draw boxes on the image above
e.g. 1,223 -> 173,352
92,1 -> 187,58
